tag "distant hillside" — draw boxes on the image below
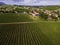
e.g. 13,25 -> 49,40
0,2 -> 6,5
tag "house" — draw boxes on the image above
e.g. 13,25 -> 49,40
30,11 -> 39,16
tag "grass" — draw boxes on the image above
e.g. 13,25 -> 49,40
0,13 -> 33,23
43,6 -> 60,10
0,6 -> 60,45
0,22 -> 60,45
37,22 -> 60,45
0,13 -> 45,23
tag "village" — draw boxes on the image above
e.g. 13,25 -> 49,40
0,5 -> 60,21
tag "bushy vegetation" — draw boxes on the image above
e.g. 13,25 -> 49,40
0,5 -> 60,22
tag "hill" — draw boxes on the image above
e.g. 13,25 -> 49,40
0,5 -> 60,45
0,13 -> 33,23
0,2 -> 6,5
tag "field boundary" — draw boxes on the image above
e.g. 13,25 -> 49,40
0,22 -> 36,24
0,21 -> 60,24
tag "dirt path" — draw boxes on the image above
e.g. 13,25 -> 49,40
0,21 -> 59,24
0,22 -> 36,24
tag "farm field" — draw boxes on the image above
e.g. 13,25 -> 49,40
0,5 -> 60,45
0,13 -> 33,23
42,6 -> 60,10
0,22 -> 60,45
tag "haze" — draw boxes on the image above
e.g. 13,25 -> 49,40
0,0 -> 60,6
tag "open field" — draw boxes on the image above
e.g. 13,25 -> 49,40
0,13 -> 33,23
0,5 -> 60,45
0,22 -> 60,45
43,6 -> 60,10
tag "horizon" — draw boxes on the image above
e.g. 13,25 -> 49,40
0,0 -> 60,6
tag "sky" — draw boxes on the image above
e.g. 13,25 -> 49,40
0,0 -> 60,5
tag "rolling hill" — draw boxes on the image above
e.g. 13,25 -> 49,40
0,2 -> 6,5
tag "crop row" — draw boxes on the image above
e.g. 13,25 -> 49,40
0,23 -> 54,45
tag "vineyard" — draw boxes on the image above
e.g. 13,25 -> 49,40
0,22 -> 60,45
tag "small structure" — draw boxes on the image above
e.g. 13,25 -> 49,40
30,10 -> 39,16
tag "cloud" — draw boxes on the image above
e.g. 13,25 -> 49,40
0,0 -> 60,5
20,1 -> 60,5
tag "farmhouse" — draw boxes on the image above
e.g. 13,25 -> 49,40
30,10 -> 39,16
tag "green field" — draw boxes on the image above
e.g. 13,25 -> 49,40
0,22 -> 60,45
0,6 -> 60,45
43,6 -> 60,10
0,13 -> 33,23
